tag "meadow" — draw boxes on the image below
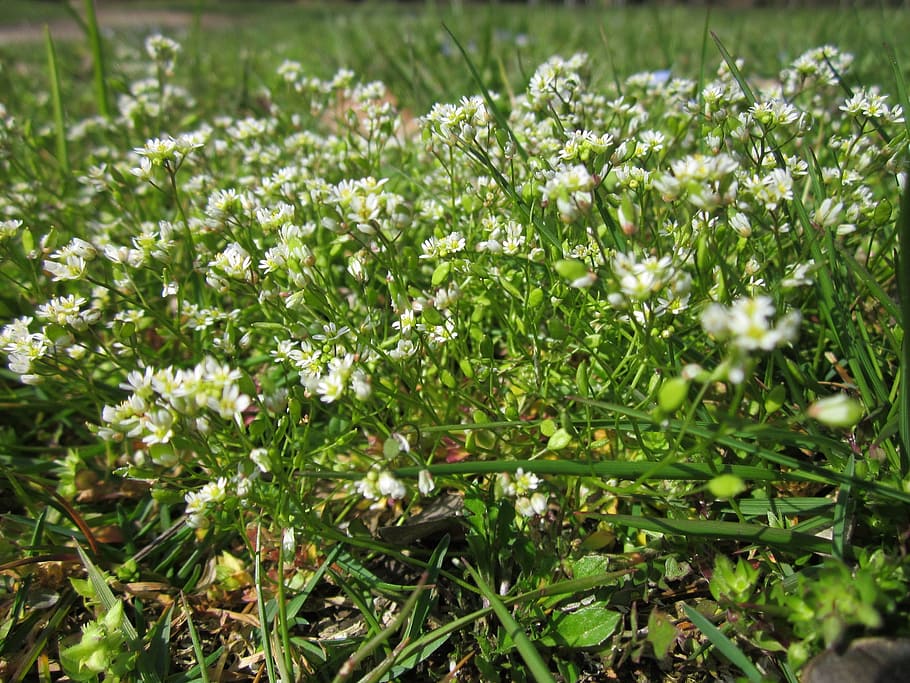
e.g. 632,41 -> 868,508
1,1 -> 910,680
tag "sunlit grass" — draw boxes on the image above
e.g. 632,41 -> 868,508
1,2 -> 909,681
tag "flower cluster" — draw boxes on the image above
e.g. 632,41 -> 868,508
98,357 -> 252,462
0,35 -> 904,542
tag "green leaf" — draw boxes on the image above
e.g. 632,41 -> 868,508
547,428 -> 572,451
658,377 -> 689,413
383,436 -> 401,458
431,261 -> 451,286
554,259 -> 588,282
764,385 -> 787,414
647,609 -> 678,660
539,419 -> 557,438
568,554 -> 610,580
708,474 -> 746,500
540,605 -> 621,648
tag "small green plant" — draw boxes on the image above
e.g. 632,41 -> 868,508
775,551 -> 908,667
59,601 -> 132,682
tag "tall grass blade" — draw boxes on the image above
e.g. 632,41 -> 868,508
146,604 -> 173,680
596,514 -> 832,555
886,44 -> 910,140
392,565 -> 639,671
43,26 -> 69,178
331,572 -> 429,683
253,525 -> 278,683
832,455 -> 854,559
275,539 -> 296,679
682,603 -> 763,683
76,546 -> 136,640
82,0 -> 110,118
835,242 -> 901,321
463,560 -> 557,683
9,592 -> 77,683
443,24 -> 527,162
898,133 -> 910,475
405,534 -> 449,641
710,31 -> 756,106
181,594 -> 210,683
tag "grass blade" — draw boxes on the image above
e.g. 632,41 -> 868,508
76,546 -> 136,640
82,0 -> 110,118
404,534 -> 449,641
886,43 -> 910,140
181,594 -> 210,683
832,455 -> 854,560
253,525 -> 278,683
75,546 -> 161,683
442,23 -> 527,162
9,592 -> 77,683
43,26 -> 69,178
898,142 -> 910,475
392,565 -> 639,671
683,603 -> 763,682
463,560 -> 556,683
332,572 -> 429,683
596,514 -> 832,555
145,604 -> 173,680
737,497 -> 833,518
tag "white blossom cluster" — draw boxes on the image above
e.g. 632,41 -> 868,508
0,37 -> 903,530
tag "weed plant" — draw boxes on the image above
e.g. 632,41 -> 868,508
1,3 -> 910,681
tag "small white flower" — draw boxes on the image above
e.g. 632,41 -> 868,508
316,372 -> 346,403
511,468 -> 540,497
208,384 -> 251,421
250,448 -> 271,473
282,528 -> 296,556
377,470 -> 406,500
199,477 -> 229,504
418,470 -> 435,496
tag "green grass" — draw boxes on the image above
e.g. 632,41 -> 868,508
1,2 -> 909,681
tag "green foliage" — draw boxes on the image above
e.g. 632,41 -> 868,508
774,551 -> 908,663
709,555 -> 760,605
59,602 -> 134,682
1,3 -> 910,681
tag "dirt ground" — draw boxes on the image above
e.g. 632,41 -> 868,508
0,5 -> 234,45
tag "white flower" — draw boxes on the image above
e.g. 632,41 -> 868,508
140,409 -> 174,446
377,470 -> 406,500
317,372 -> 346,403
44,254 -> 87,281
515,493 -> 548,518
350,369 -> 371,400
513,468 -> 541,496
208,384 -> 251,421
250,448 -> 271,473
282,528 -> 296,556
418,470 -> 435,496
199,477 -> 229,504
184,490 -> 206,516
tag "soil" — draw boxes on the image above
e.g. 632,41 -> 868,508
0,5 -> 235,46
